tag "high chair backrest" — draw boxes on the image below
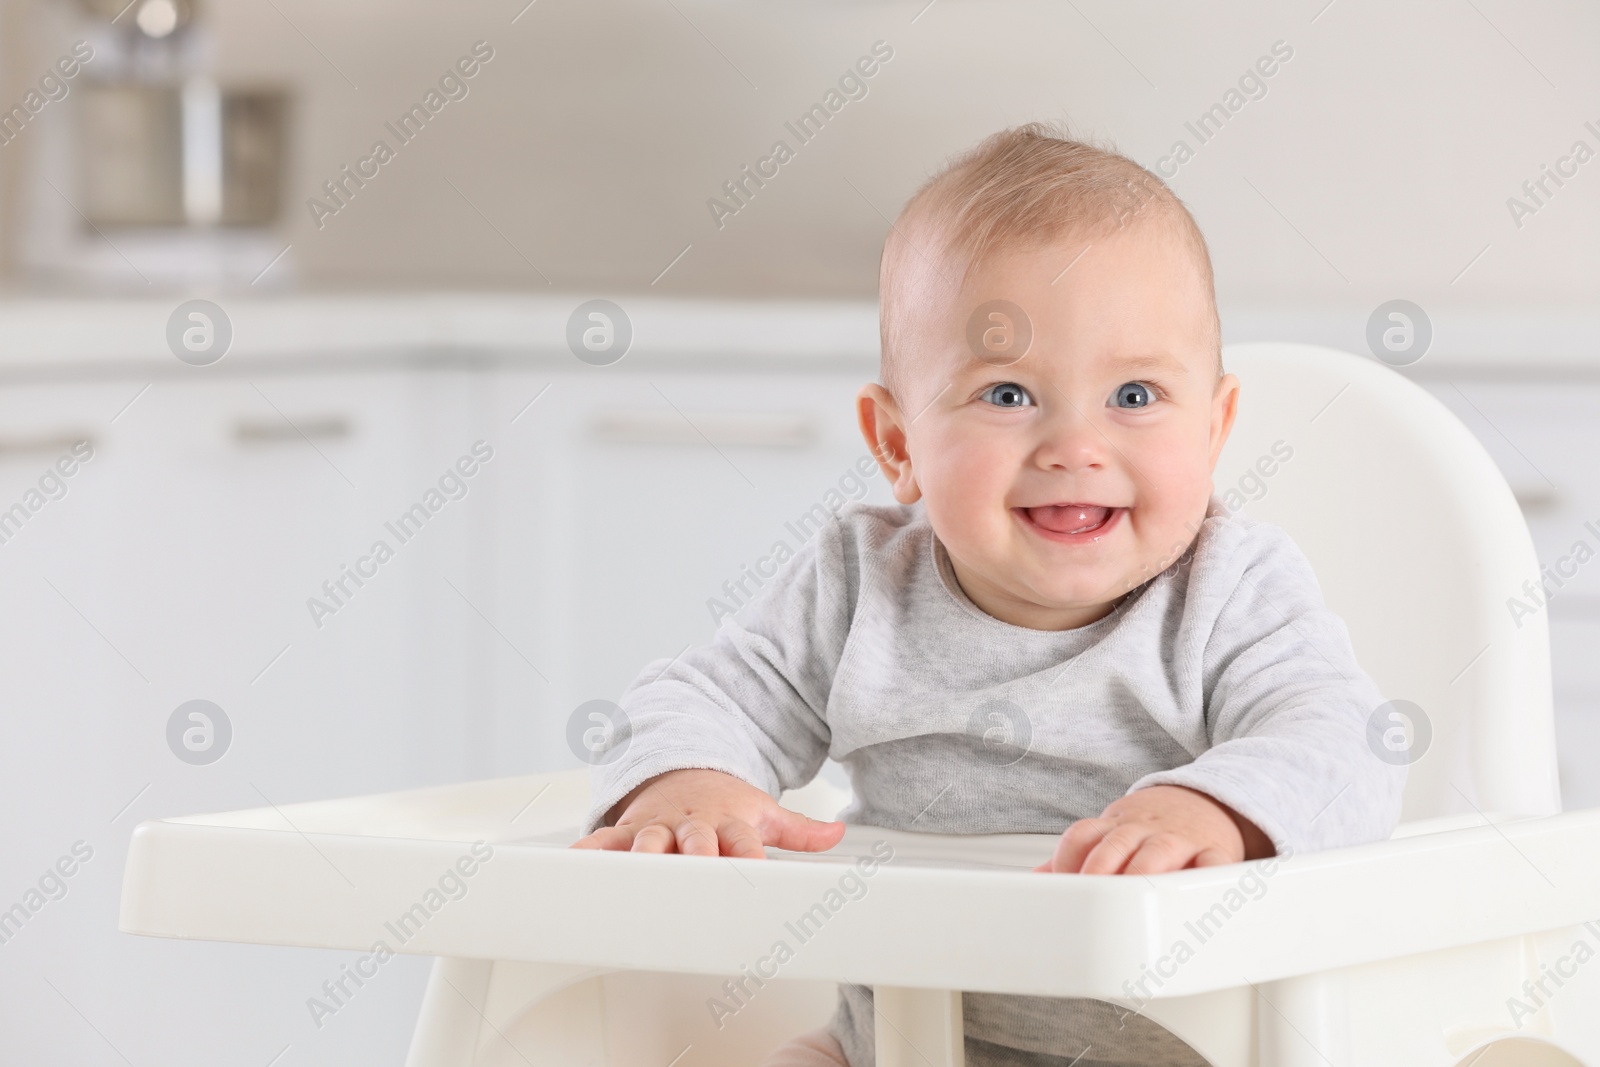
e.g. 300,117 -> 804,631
1214,342 -> 1559,822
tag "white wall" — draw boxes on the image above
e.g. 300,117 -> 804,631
8,0 -> 1599,312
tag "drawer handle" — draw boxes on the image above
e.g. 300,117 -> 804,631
234,416 -> 352,444
0,433 -> 95,459
590,411 -> 816,448
1511,486 -> 1560,515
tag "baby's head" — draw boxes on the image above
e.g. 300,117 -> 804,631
860,123 -> 1239,631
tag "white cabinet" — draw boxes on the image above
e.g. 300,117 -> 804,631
0,354 -> 890,1067
0,368 -> 496,1067
1421,378 -> 1600,810
481,364 -> 890,776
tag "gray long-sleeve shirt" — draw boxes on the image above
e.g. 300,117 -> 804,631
583,500 -> 1405,1067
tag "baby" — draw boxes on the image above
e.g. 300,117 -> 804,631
573,124 -> 1405,1067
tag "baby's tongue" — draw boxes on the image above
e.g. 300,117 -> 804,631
1027,504 -> 1111,535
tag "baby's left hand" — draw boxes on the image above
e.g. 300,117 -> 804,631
1033,785 -> 1274,875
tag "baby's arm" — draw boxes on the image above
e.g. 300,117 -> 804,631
570,516 -> 859,857
1043,523 -> 1405,875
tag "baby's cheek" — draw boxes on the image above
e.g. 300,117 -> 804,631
916,462 -> 985,534
923,441 -> 1010,512
1125,466 -> 1213,579
1135,447 -> 1214,520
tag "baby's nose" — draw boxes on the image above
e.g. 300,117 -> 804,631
1032,413 -> 1108,470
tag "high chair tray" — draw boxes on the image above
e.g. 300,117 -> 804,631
119,770 -> 1600,1000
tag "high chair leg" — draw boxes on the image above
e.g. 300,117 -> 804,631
407,958 -> 496,1067
874,987 -> 964,1067
1254,972 -> 1348,1067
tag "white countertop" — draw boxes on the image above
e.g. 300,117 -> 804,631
0,293 -> 1592,376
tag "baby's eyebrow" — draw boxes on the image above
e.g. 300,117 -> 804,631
1110,353 -> 1187,378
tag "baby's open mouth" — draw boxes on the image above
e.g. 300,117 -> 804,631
1019,504 -> 1115,536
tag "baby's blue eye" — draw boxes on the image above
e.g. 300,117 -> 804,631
981,383 -> 1033,408
1113,382 -> 1154,409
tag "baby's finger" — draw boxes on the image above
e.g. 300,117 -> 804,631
630,823 -> 678,854
673,819 -> 721,857
761,805 -> 847,854
717,818 -> 768,859
1191,846 -> 1235,868
1048,817 -> 1115,873
1078,827 -> 1147,875
1122,833 -> 1199,876
570,826 -> 636,851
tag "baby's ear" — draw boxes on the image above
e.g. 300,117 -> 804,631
1207,372 -> 1241,468
856,383 -> 921,504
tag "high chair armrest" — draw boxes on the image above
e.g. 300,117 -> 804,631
119,772 -> 1600,1001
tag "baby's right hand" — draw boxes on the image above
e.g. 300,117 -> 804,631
570,768 -> 845,859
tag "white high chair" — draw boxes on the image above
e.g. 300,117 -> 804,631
121,342 -> 1600,1067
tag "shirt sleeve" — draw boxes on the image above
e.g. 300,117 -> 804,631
1126,520 -> 1408,858
579,513 -> 858,836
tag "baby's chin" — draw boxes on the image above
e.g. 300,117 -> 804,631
1001,543 -> 1176,608
1014,574 -> 1137,615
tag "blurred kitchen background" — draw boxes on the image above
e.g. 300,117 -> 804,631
0,0 -> 1596,1064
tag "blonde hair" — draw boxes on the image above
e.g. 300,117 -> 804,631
878,122 -> 1220,402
